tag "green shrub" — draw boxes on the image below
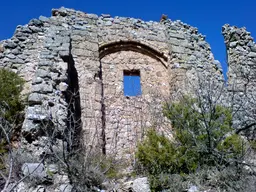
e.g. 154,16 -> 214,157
136,96 -> 247,191
0,66 -> 25,118
136,129 -> 199,176
0,68 -> 25,123
0,68 -> 25,173
136,129 -> 178,175
163,96 -> 243,166
217,134 -> 244,156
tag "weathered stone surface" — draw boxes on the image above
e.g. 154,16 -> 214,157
3,7 -> 253,192
28,93 -> 43,105
132,177 -> 150,192
59,82 -> 68,91
32,83 -> 53,93
4,40 -> 17,48
0,45 -> 4,52
188,185 -> 199,192
22,163 -> 46,178
222,24 -> 256,141
248,52 -> 256,58
59,184 -> 73,192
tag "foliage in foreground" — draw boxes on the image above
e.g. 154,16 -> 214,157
136,96 -> 249,191
0,68 -> 25,123
0,68 -> 25,183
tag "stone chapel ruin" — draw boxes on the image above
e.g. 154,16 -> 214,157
0,7 -> 256,191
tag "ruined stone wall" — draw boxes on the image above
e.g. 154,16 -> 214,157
223,24 -> 256,91
0,7 -> 223,162
101,51 -> 169,158
0,19 -> 45,94
222,25 -> 256,138
0,7 -> 229,191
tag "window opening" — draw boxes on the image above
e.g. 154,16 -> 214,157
123,70 -> 142,96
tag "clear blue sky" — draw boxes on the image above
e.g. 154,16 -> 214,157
1,0 -> 256,78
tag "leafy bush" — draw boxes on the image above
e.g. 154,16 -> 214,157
136,96 -> 247,191
136,129 -> 199,175
0,68 -> 25,178
136,129 -> 177,175
163,96 -> 244,166
0,68 -> 25,123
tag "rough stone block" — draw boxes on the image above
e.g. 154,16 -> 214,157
21,163 -> 46,178
28,93 -> 43,105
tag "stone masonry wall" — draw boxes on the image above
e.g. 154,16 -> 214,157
222,25 -> 256,139
0,7 -> 224,182
0,7 -> 224,157
101,51 -> 170,159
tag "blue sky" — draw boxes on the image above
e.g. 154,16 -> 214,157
1,0 -> 256,78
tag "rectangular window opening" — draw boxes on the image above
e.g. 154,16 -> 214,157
123,70 -> 142,96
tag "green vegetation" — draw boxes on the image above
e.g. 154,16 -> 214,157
136,96 -> 247,191
0,68 -> 25,176
0,68 -> 25,123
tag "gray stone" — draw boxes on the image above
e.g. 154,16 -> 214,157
36,69 -> 50,78
39,60 -> 53,66
19,27 -> 32,34
250,45 -> 256,52
47,164 -> 58,173
11,48 -> 21,55
22,163 -> 46,178
22,119 -> 40,133
6,54 -> 16,59
12,58 -> 25,64
39,16 -> 49,22
29,26 -> 43,33
32,83 -> 53,93
189,55 -> 197,61
101,14 -> 111,18
40,53 -> 55,59
16,35 -> 28,41
229,41 -> 238,48
29,19 -> 43,27
32,77 -> 43,84
32,186 -> 45,192
188,185 -> 199,192
59,50 -> 70,57
28,93 -> 43,105
13,182 -> 27,192
191,34 -> 199,41
59,184 -> 73,192
86,13 -> 98,19
113,19 -> 121,24
105,21 -> 112,26
4,40 -> 17,48
248,52 -> 256,58
59,82 -> 69,92
132,177 -> 150,192
72,25 -> 87,30
26,106 -> 48,121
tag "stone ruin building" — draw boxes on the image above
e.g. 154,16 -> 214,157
0,7 -> 256,191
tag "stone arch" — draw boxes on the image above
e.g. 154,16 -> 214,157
99,40 -> 168,68
99,41 -> 171,158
